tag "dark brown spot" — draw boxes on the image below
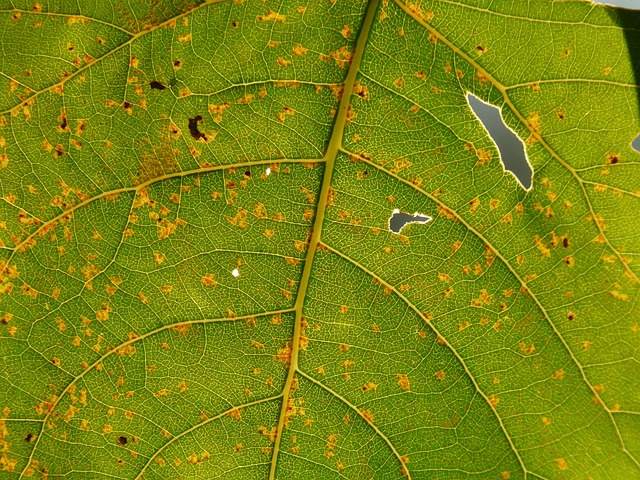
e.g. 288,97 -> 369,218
173,60 -> 182,68
118,436 -> 128,445
123,101 -> 132,110
232,21 -> 239,27
188,115 -> 207,141
25,433 -> 35,442
562,237 -> 569,248
244,170 -> 251,177
150,81 -> 167,90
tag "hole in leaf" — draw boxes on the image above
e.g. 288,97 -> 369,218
632,132 -> 640,152
466,93 -> 533,190
388,209 -> 432,234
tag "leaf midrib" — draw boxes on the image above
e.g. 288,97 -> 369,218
266,1 -> 386,478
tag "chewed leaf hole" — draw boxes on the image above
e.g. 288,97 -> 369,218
466,93 -> 533,190
632,133 -> 640,153
388,209 -> 432,234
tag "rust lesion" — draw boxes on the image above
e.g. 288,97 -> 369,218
115,0 -> 203,33
134,126 -> 180,185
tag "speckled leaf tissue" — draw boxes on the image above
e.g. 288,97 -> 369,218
1,0 -> 639,478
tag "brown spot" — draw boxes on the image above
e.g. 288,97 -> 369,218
605,152 -> 620,165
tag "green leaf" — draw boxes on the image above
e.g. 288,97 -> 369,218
1,0 -> 639,478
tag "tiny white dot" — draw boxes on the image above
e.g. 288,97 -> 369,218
265,168 -> 271,176
232,268 -> 240,277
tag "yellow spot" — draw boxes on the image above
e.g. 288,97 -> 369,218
609,290 -> 628,301
257,11 -> 285,22
293,44 -> 307,56
362,382 -> 377,392
201,273 -> 217,287
397,374 -> 410,391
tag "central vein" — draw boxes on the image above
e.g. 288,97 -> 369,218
267,0 -> 380,477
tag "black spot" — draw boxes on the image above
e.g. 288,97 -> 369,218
173,60 -> 182,68
59,116 -> 68,131
150,81 -> 167,90
118,436 -> 128,445
232,21 -> 238,27
25,433 -> 35,442
244,170 -> 251,177
562,237 -> 569,248
1,317 -> 9,325
123,101 -> 132,110
188,115 -> 207,142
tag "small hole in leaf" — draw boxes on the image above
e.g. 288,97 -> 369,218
388,209 -> 432,234
632,133 -> 640,153
232,269 -> 240,277
466,93 -> 533,190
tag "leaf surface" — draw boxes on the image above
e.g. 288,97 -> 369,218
0,0 -> 639,478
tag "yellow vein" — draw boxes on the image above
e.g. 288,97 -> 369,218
296,369 -> 412,479
505,78 -> 640,90
267,1 -> 380,478
136,393 -> 284,479
318,241 -> 528,479
7,158 -> 323,255
394,0 -> 639,285
432,0 -> 636,31
582,181 -> 640,200
346,146 -> 640,469
0,0 -> 230,117
0,8 -> 135,35
18,308 -> 293,480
